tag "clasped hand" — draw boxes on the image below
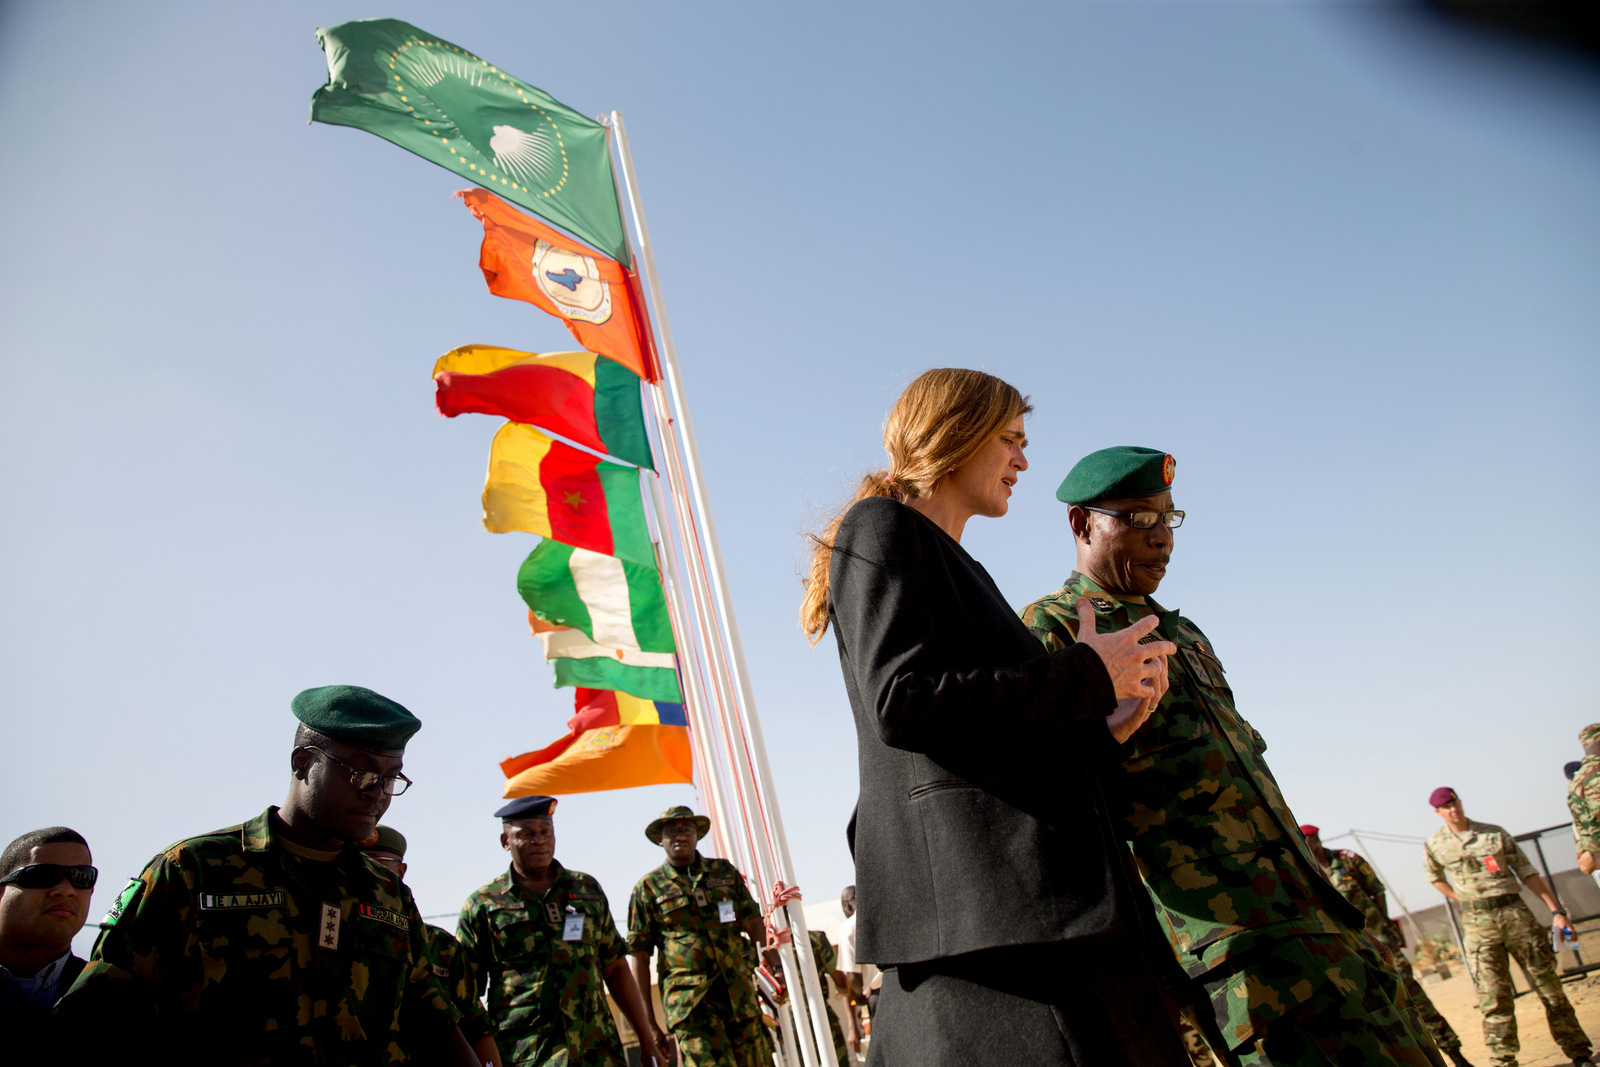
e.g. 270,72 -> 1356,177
1075,598 -> 1176,743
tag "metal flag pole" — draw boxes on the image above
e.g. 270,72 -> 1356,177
606,109 -> 838,1067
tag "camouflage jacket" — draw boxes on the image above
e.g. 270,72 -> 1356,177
1324,849 -> 1402,951
456,862 -> 626,1067
1020,573 -> 1361,976
420,924 -> 493,1046
1568,756 -> 1600,856
57,806 -> 459,1065
626,853 -> 761,1029
1423,821 -> 1534,902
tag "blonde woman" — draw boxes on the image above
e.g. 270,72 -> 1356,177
802,369 -> 1186,1066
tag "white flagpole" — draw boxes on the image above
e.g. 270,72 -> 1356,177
606,110 -> 838,1067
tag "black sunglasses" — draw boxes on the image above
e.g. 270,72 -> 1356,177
0,863 -> 98,890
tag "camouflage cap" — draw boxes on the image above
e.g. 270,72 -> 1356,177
360,825 -> 407,857
1056,446 -> 1176,505
645,804 -> 710,843
1580,724 -> 1600,747
292,685 -> 421,752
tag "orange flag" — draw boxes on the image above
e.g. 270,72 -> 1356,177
457,188 -> 657,381
500,722 -> 692,797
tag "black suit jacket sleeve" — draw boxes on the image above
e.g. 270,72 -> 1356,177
831,496 -> 1114,756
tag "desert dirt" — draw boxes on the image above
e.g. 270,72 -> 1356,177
1417,919 -> 1600,1066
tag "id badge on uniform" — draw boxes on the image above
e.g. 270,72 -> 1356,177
1483,856 -> 1502,874
718,899 -> 736,924
562,910 -> 585,941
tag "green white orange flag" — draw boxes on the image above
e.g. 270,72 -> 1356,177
309,19 -> 629,264
500,689 -> 691,797
530,615 -> 683,703
483,423 -> 655,569
518,539 -> 675,654
458,189 -> 655,381
434,346 -> 653,470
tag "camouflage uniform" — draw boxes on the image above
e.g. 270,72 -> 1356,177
808,929 -> 850,1064
56,806 -> 459,1065
418,924 -> 494,1054
1021,574 -> 1438,1066
1324,849 -> 1460,1052
1567,755 -> 1600,865
626,851 -> 768,1067
456,862 -> 627,1067
1423,821 -> 1591,1066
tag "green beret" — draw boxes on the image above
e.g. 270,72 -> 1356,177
292,685 -> 421,752
1056,446 -> 1176,505
360,825 -> 407,857
645,805 -> 710,843
1581,724 -> 1600,748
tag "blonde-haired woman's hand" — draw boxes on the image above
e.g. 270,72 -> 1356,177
1075,598 -> 1174,741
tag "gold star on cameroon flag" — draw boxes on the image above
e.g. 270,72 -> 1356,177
564,491 -> 586,507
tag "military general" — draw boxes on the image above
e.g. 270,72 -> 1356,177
1567,724 -> 1600,881
1020,446 -> 1441,1067
457,795 -> 665,1067
627,806 -> 776,1067
55,684 -> 478,1065
1424,787 -> 1594,1067
1302,825 -> 1470,1066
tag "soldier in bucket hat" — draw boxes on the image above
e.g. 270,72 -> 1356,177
627,806 -> 775,1067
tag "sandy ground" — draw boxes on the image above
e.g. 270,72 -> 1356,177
1417,921 -> 1600,1067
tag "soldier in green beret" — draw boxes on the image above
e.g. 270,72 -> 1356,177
1020,448 -> 1443,1067
1568,725 -> 1600,882
359,826 -> 503,1065
627,806 -> 776,1067
457,795 -> 666,1067
56,685 -> 481,1066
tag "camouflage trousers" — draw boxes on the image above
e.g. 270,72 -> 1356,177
1198,933 -> 1443,1067
824,1003 -> 851,1065
671,983 -> 771,1067
1392,949 -> 1461,1052
1463,899 -> 1590,1066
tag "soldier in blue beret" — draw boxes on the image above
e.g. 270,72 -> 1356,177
1022,451 -> 1447,1067
457,796 -> 666,1067
58,686 -> 482,1065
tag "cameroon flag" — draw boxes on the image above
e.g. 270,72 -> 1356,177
483,423 -> 655,570
434,346 -> 653,470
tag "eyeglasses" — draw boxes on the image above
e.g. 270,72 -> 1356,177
1081,506 -> 1185,530
301,746 -> 413,796
0,863 -> 98,890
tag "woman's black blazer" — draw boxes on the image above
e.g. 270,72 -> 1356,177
829,496 -> 1130,966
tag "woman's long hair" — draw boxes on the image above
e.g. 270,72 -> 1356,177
800,368 -> 1032,643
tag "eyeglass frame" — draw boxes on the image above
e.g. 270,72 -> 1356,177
1079,505 -> 1185,530
299,745 -> 413,796
0,863 -> 99,890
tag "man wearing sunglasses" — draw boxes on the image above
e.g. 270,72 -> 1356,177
1022,447 -> 1443,1067
0,826 -> 95,1055
57,685 -> 481,1066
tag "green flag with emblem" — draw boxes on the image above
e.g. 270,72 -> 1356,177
310,18 -> 629,265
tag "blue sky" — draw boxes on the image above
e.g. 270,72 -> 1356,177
1,2 -> 1596,952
